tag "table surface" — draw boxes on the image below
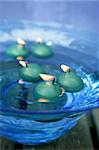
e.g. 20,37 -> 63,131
1,112 -> 98,150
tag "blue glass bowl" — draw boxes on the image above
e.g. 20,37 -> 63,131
0,21 -> 99,145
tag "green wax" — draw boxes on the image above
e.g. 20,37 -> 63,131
35,82 -> 62,101
58,71 -> 84,92
6,45 -> 30,58
31,43 -> 53,58
19,63 -> 45,82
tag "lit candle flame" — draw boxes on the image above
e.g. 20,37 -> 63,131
39,74 -> 55,82
36,37 -> 43,43
19,61 -> 27,67
61,64 -> 71,72
17,38 -> 26,45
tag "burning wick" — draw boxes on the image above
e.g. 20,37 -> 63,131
17,38 -> 26,45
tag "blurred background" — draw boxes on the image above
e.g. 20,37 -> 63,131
0,0 -> 98,31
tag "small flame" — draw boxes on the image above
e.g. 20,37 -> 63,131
61,64 -> 70,72
17,38 -> 26,45
36,37 -> 43,43
19,61 -> 27,67
39,74 -> 55,81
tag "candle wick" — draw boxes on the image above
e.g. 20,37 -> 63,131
24,62 -> 28,67
68,68 -> 71,72
52,77 -> 56,84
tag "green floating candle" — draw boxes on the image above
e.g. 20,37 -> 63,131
31,41 -> 53,58
58,65 -> 84,92
19,61 -> 45,82
6,38 -> 30,60
35,74 -> 63,101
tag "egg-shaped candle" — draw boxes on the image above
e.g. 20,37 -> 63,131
19,61 -> 45,82
31,38 -> 53,58
35,74 -> 63,101
58,65 -> 84,92
6,38 -> 30,60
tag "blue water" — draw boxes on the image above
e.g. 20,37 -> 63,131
0,60 -> 99,144
0,21 -> 98,144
